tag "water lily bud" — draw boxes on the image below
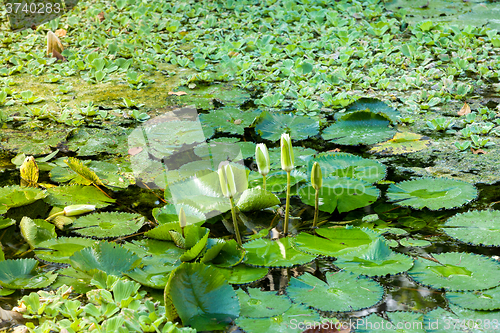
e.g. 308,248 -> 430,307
255,143 -> 270,176
280,133 -> 294,172
218,161 -> 237,198
20,156 -> 39,186
179,207 -> 187,228
63,204 -> 95,216
46,31 -> 64,57
311,162 -> 323,190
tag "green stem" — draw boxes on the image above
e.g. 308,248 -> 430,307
313,188 -> 319,228
284,171 -> 291,235
45,211 -> 65,221
262,175 -> 266,191
229,196 -> 242,246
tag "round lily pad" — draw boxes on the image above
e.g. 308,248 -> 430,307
446,285 -> 500,311
125,264 -> 177,289
35,237 -> 97,264
444,210 -> 500,247
243,237 -> 316,268
71,212 -> 145,238
408,252 -> 500,291
369,132 -> 431,155
287,270 -> 384,312
386,178 -> 478,210
236,288 -> 292,318
424,304 -> 500,333
44,185 -> 116,208
225,264 -> 268,285
255,111 -> 319,141
0,259 -> 58,289
356,311 -> 425,333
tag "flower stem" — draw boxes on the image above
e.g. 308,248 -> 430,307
229,196 -> 242,245
313,188 -> 319,228
262,175 -> 266,191
284,171 -> 291,235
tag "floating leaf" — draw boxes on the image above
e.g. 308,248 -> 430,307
386,178 -> 478,210
0,218 -> 15,230
165,262 -> 239,331
236,303 -> 321,333
223,264 -> 268,285
145,222 -> 183,241
424,304 -> 500,333
125,264 -> 177,289
180,229 -> 209,262
20,217 -> 57,249
210,239 -> 246,268
236,188 -> 280,212
123,239 -> 185,266
71,212 -> 145,238
307,153 -> 386,183
287,271 -> 384,312
0,259 -> 58,289
0,185 -> 47,214
399,238 -> 431,248
44,185 -> 116,208
69,241 -> 141,276
294,227 -> 380,258
334,239 -> 414,276
243,238 -> 316,268
458,102 -> 471,116
236,288 -> 292,318
255,112 -> 319,141
199,107 -> 259,136
153,204 -> 206,226
356,312 -> 425,333
368,132 -> 431,155
446,285 -> 500,310
322,111 -> 396,145
35,237 -> 97,264
408,252 -> 500,291
299,177 -> 380,213
248,170 -> 307,193
64,157 -> 105,187
443,210 -> 500,247
337,97 -> 401,123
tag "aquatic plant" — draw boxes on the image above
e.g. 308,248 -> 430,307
280,133 -> 294,235
255,143 -> 270,190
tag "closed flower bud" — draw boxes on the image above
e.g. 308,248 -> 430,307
63,204 -> 95,216
311,162 -> 322,190
255,143 -> 270,176
280,133 -> 294,172
218,161 -> 237,198
179,207 -> 187,228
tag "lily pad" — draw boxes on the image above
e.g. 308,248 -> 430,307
123,239 -> 185,266
293,226 -> 381,257
334,239 -> 414,276
125,264 -> 177,289
248,170 -> 307,193
44,185 -> 116,208
236,288 -> 292,318
236,188 -> 280,212
408,252 -> 500,291
243,237 -> 316,268
0,185 -> 47,214
287,270 -> 384,312
69,241 -> 141,276
71,212 -> 145,238
0,127 -> 72,155
369,132 -> 431,155
153,203 -> 206,226
336,97 -> 400,123
443,210 -> 500,247
386,178 -> 478,210
67,127 -> 131,156
307,152 -> 387,183
165,262 -> 240,331
255,111 -> 319,141
298,176 -> 380,213
236,303 -> 321,333
0,259 -> 58,289
322,111 -> 396,145
0,218 -> 15,230
446,285 -> 500,311
424,304 -> 500,333
224,264 -> 268,285
35,237 -> 97,264
199,107 -> 260,136
356,311 -> 425,333
20,217 -> 57,249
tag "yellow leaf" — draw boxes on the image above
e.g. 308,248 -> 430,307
458,102 -> 471,116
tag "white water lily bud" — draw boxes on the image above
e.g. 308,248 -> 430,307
179,207 -> 187,228
218,161 -> 237,198
255,143 -> 270,176
63,204 -> 95,216
311,162 -> 322,190
280,133 -> 294,172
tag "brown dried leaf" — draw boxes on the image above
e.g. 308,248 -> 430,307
46,31 -> 63,57
55,29 -> 67,37
0,307 -> 24,322
168,91 -> 188,96
97,11 -> 105,22
472,148 -> 487,154
458,102 -> 471,116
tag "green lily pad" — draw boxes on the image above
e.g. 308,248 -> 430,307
293,226 -> 381,257
337,97 -> 401,123
165,262 -> 240,331
298,176 -> 380,213
71,212 -> 145,238
145,222 -> 183,242
44,185 -> 116,208
69,241 -> 141,276
0,127 -> 72,155
306,152 -> 387,183
399,238 -> 432,248
153,203 -> 206,226
224,264 -> 268,285
408,252 -> 500,291
356,311 -> 425,333
20,217 -> 57,249
334,239 -> 414,276
236,188 -> 280,212
322,111 -> 396,146
0,259 -> 58,289
386,178 -> 478,210
202,239 -> 245,268
444,210 -> 500,247
446,285 -> 500,311
268,146 -> 317,170
255,111 -> 319,141
0,218 -> 15,230
243,237 -> 316,268
67,127 -> 131,156
35,237 -> 97,264
123,239 -> 185,266
287,270 -> 384,312
248,170 -> 307,193
424,304 -> 500,333
236,303 -> 321,333
369,132 -> 432,155
236,288 -> 292,318
0,185 -> 47,214
125,264 -> 177,289
199,107 -> 260,136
